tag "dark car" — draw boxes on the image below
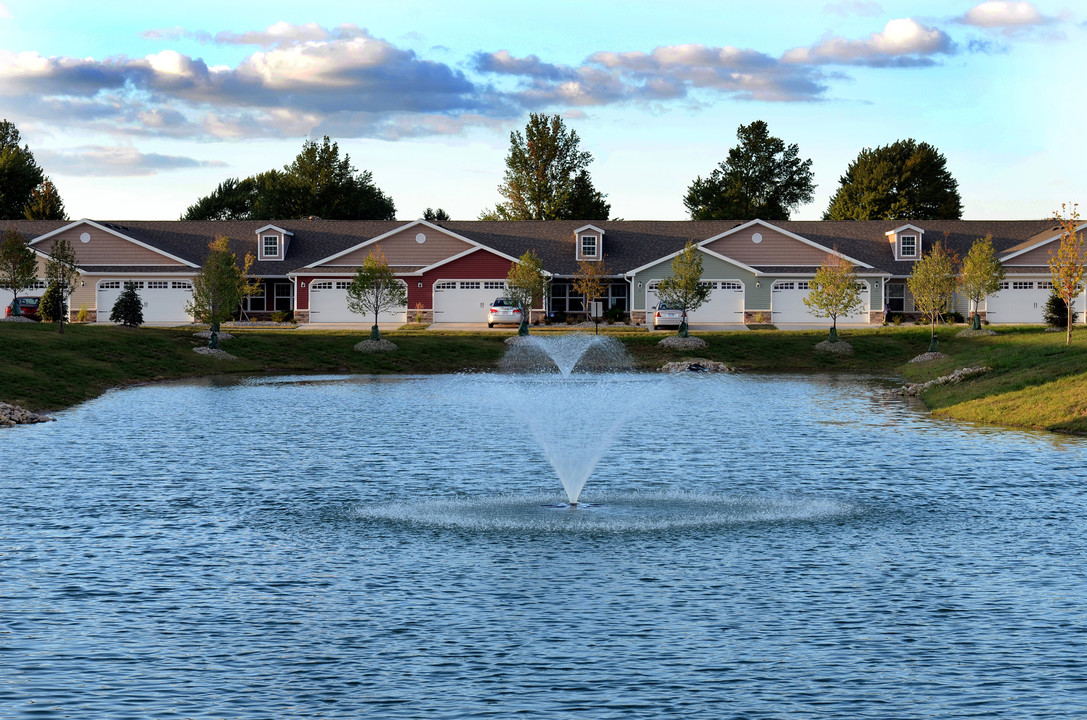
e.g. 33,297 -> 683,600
4,296 -> 41,320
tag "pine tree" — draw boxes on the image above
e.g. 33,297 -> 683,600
109,284 -> 145,327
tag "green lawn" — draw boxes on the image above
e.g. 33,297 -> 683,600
4,322 -> 1084,434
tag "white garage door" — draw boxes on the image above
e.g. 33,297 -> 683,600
97,280 -> 194,323
309,280 -> 407,323
984,280 -> 1056,324
645,279 -> 745,322
434,280 -> 507,323
772,280 -> 870,324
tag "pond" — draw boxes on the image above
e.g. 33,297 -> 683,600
2,364 -> 1086,718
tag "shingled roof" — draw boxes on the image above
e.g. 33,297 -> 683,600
8,217 -> 1059,277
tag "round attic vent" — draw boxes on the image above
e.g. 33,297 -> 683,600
416,232 -> 426,244
751,232 -> 763,244
80,232 -> 91,243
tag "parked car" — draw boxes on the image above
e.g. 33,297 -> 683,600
4,296 -> 40,321
650,300 -> 686,330
487,298 -> 523,328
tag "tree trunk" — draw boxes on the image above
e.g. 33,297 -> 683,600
829,322 -> 838,344
1067,312 -> 1072,346
678,320 -> 688,338
928,318 -> 938,352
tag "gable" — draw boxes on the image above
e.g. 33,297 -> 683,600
703,225 -> 833,266
31,223 -> 186,267
311,225 -> 475,269
1008,243 -> 1058,266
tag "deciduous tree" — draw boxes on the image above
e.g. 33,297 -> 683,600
186,236 -> 243,347
505,249 -> 548,335
654,241 -> 711,337
346,248 -> 407,341
959,233 -> 1005,330
0,228 -> 38,317
423,207 -> 451,222
37,282 -> 65,323
803,252 -> 862,343
684,120 -> 815,221
23,179 -> 67,221
182,138 -> 396,221
1048,203 -> 1086,346
907,240 -> 959,351
44,236 -> 79,334
824,139 -> 962,220
572,258 -> 609,332
490,113 -> 609,221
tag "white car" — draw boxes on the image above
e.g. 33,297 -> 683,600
487,298 -> 523,328
650,301 -> 686,330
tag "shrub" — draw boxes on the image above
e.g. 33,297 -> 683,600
109,285 -> 144,327
890,314 -> 904,326
37,283 -> 66,323
1043,293 -> 1078,328
271,309 -> 295,323
946,311 -> 965,324
76,304 -> 90,323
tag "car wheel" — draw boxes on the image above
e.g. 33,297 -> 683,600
488,323 -> 494,328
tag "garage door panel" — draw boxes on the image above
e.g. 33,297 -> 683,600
645,279 -> 745,322
985,281 -> 1049,324
434,280 -> 507,323
97,280 -> 193,323
309,280 -> 407,323
772,280 -> 870,324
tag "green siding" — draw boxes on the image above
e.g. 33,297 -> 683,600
630,252 -> 757,311
630,250 -> 886,316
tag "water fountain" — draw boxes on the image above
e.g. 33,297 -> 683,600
496,334 -> 652,505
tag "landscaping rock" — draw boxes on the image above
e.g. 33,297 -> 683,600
908,351 -> 950,363
891,366 -> 992,396
657,335 -> 708,350
0,402 -> 55,428
193,347 -> 238,360
193,330 -> 235,340
354,339 -> 397,353
814,340 -> 853,355
659,359 -> 736,373
0,316 -> 35,323
956,328 -> 996,337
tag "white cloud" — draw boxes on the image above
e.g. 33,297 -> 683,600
959,1 -> 1048,28
783,18 -> 954,66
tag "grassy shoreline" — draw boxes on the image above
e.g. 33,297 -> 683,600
4,322 -> 1084,433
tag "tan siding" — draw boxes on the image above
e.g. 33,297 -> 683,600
704,227 -> 832,265
316,228 -> 473,268
35,226 -> 185,266
1010,243 -> 1058,265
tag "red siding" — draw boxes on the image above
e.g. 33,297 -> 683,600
295,249 -> 514,312
414,250 -> 515,308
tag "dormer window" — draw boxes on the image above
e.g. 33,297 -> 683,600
901,235 -> 917,257
255,224 -> 293,261
574,224 -> 605,261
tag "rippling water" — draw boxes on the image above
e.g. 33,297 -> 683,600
2,372 -> 1086,718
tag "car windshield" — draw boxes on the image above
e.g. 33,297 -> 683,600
493,298 -> 512,307
656,302 -> 673,310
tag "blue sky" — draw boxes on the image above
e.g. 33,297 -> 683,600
1,0 -> 1082,221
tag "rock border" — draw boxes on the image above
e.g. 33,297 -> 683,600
658,359 -> 737,373
890,366 -> 991,396
1,402 -> 55,427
